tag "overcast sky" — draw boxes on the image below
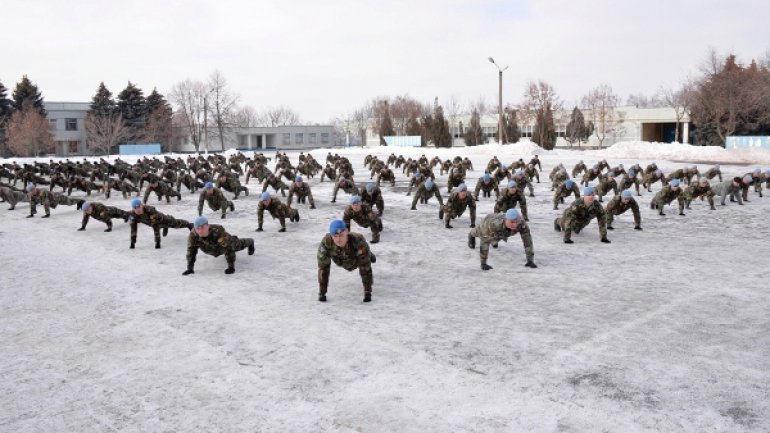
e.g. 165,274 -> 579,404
4,0 -> 769,123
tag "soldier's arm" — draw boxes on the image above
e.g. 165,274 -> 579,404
342,210 -> 352,229
317,239 -> 332,292
519,224 -> 535,262
286,185 -> 294,206
186,233 -> 199,270
469,198 -> 476,226
631,201 -> 641,226
197,193 -> 205,215
257,205 -> 264,226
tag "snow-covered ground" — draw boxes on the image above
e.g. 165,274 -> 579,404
1,141 -> 769,432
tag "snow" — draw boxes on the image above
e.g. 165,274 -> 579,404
1,142 -> 769,432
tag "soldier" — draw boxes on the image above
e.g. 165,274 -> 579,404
683,177 -> 716,211
650,178 -> 684,216
572,160 -> 587,178
198,181 -> 235,219
343,195 -> 382,243
216,172 -> 249,199
375,166 -> 396,187
703,164 -> 723,182
143,180 -> 182,204
104,177 -> 140,199
447,167 -> 466,193
580,165 -> 601,187
712,177 -> 745,206
553,179 -> 580,210
331,175 -> 358,203
257,192 -> 299,232
320,163 -> 337,182
529,155 -> 542,171
287,175 -> 316,209
182,216 -> 255,275
494,180 -> 529,221
259,171 -> 286,196
27,183 -> 83,218
741,168 -> 764,200
410,178 -> 443,210
666,167 -> 690,185
596,171 -> 619,203
554,187 -> 611,244
128,198 -> 193,249
360,182 -> 384,216
78,201 -> 130,232
406,171 -> 424,196
317,219 -> 376,303
486,156 -> 501,173
442,183 -> 476,229
643,169 -> 667,192
684,165 -> 699,185
596,159 -> 610,173
473,173 -> 499,201
67,175 -> 101,196
245,162 -> 270,184
0,185 -> 27,210
492,165 -> 511,185
616,169 -> 642,196
524,163 -> 540,184
176,172 -> 203,195
604,190 -> 642,231
468,208 -> 536,270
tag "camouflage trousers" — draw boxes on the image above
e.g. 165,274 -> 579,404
196,237 -> 253,266
32,194 -> 80,216
318,261 -> 373,296
0,187 -> 27,210
131,215 -> 191,245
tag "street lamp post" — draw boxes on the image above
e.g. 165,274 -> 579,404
488,57 -> 508,145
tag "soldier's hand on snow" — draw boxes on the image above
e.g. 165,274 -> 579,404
601,237 -> 611,243
182,269 -> 194,276
634,225 -> 643,231
469,223 -> 475,228
256,227 -> 263,232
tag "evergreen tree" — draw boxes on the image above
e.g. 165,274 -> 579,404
145,88 -> 173,150
117,82 -> 147,143
0,80 -> 14,155
405,112 -> 422,136
378,101 -> 394,145
565,106 -> 587,147
503,106 -> 520,144
432,105 -> 452,147
420,114 -> 433,147
464,110 -> 486,146
532,105 -> 557,150
12,75 -> 46,117
89,82 -> 117,117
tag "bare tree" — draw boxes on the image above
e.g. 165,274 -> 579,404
207,70 -> 239,151
582,84 -> 620,148
659,80 -> 695,143
6,101 -> 54,157
169,79 -> 207,153
85,112 -> 131,156
257,106 -> 301,127
445,95 -> 462,144
232,105 -> 259,127
388,95 -> 424,136
352,107 -> 370,147
468,96 -> 488,118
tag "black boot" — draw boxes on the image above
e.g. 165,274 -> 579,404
318,293 -> 327,302
224,266 -> 235,274
363,293 -> 372,302
468,234 -> 475,249
155,241 -> 161,249
248,240 -> 255,255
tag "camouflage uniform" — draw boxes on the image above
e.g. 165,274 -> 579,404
317,232 -> 373,298
287,181 -> 316,208
410,182 -> 443,209
552,182 -> 581,210
257,197 -> 298,231
604,195 -> 641,228
741,172 -> 763,200
524,164 -> 540,184
80,202 -> 130,231
143,181 -> 182,204
0,186 -> 27,210
262,174 -> 288,197
343,203 -> 382,243
331,177 -> 358,202
129,205 -> 192,249
199,188 -> 234,218
469,213 -> 534,267
650,184 -> 684,215
375,167 -> 396,187
406,175 -> 424,195
683,184 -> 716,210
320,165 -> 336,182
361,187 -> 385,215
572,161 -> 587,178
67,176 -> 101,196
580,168 -> 600,187
703,167 -> 723,182
447,169 -> 466,193
186,224 -> 254,273
666,168 -> 689,184
105,178 -> 140,199
643,170 -> 667,192
493,167 -> 511,185
494,188 -> 529,220
529,156 -> 542,171
217,173 -> 249,199
595,175 -> 618,202
176,174 -> 204,194
245,164 -> 270,184
617,175 -> 641,196
442,191 -> 476,228
555,199 -> 608,242
712,180 -> 744,206
29,189 -> 81,217
473,176 -> 499,200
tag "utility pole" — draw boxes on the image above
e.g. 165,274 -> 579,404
489,57 -> 508,144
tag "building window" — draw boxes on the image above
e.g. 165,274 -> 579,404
68,141 -> 79,154
521,125 -> 533,138
309,133 -> 316,144
321,133 -> 329,144
295,133 -> 304,145
282,133 -> 291,145
49,119 -> 57,130
66,118 -> 78,131
239,135 -> 248,147
556,125 -> 567,138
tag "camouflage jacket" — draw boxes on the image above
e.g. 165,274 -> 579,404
605,195 -> 640,226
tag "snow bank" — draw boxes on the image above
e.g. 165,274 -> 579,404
597,141 -> 770,165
